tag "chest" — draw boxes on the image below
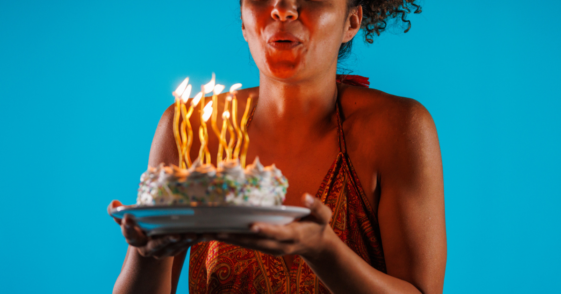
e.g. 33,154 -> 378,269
246,130 -> 341,207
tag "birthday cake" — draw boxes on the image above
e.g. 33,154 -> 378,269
136,75 -> 288,207
137,157 -> 288,206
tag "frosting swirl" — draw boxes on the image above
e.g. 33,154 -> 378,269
217,159 -> 244,182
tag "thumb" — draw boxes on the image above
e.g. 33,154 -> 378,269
302,193 -> 332,225
108,199 -> 124,225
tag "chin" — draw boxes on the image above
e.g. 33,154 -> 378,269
266,63 -> 300,80
262,55 -> 305,81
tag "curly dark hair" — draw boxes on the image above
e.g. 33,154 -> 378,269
339,0 -> 422,60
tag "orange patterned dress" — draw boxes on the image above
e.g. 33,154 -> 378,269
188,75 -> 386,293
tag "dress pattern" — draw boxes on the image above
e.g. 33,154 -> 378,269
189,75 -> 386,293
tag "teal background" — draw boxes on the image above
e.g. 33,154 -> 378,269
1,0 -> 560,293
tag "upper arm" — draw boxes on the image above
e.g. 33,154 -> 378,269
377,99 -> 447,293
147,105 -> 189,292
148,104 -> 179,167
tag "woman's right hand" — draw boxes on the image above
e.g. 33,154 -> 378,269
108,200 -> 201,259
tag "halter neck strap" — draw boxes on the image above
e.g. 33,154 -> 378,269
334,98 -> 347,154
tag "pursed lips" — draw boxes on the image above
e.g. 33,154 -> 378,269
267,32 -> 302,49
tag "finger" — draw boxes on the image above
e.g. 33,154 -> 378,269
108,200 -> 124,225
160,235 -> 199,257
251,223 -> 298,243
121,215 -> 148,247
144,235 -> 181,258
302,193 -> 332,224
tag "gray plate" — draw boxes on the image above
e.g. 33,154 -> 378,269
110,205 -> 310,236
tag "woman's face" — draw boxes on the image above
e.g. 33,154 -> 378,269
241,0 -> 358,81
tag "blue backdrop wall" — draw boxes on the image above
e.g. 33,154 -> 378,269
1,0 -> 559,293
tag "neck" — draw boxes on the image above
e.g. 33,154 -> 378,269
252,69 -> 339,141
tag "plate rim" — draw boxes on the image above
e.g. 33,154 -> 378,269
110,204 -> 311,218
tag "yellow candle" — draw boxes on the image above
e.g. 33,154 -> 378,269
183,97 -> 199,167
179,118 -> 187,169
173,98 -> 183,167
221,98 -> 233,160
172,78 -> 189,167
199,75 -> 215,164
226,109 -> 236,161
220,110 -> 229,160
229,83 -> 243,159
199,86 -> 206,163
211,84 -> 228,164
240,96 -> 253,168
202,101 -> 213,164
179,85 -> 192,168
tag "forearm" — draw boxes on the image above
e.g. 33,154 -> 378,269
302,228 -> 421,294
113,246 -> 174,294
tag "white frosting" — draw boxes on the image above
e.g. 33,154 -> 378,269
137,164 -> 187,205
217,159 -> 245,182
137,156 -> 288,207
188,158 -> 216,178
245,157 -> 267,177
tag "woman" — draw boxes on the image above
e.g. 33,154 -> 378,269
110,0 -> 446,293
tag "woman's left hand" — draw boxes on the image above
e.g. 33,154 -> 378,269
212,193 -> 333,260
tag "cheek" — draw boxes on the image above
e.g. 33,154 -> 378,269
305,9 -> 345,55
241,4 -> 268,39
242,6 -> 271,64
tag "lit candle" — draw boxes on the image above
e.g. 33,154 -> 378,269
199,75 -> 215,164
172,77 -> 189,167
240,96 -> 253,168
201,101 -> 213,164
220,95 -> 234,160
179,84 -> 192,168
229,83 -> 243,159
220,110 -> 229,160
211,84 -> 228,164
182,91 -> 201,168
226,107 -> 236,161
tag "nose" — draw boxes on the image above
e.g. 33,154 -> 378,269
271,0 -> 298,22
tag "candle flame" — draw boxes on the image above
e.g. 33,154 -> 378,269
222,110 -> 231,119
214,84 -> 225,95
192,92 -> 203,107
181,85 -> 192,103
229,83 -> 242,93
203,73 -> 216,94
202,101 -> 213,122
174,77 -> 189,96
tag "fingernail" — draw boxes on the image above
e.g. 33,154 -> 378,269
251,225 -> 260,233
305,194 -> 315,207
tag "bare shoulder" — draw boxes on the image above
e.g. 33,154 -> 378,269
340,84 -> 434,131
338,84 -> 439,168
148,104 -> 178,167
